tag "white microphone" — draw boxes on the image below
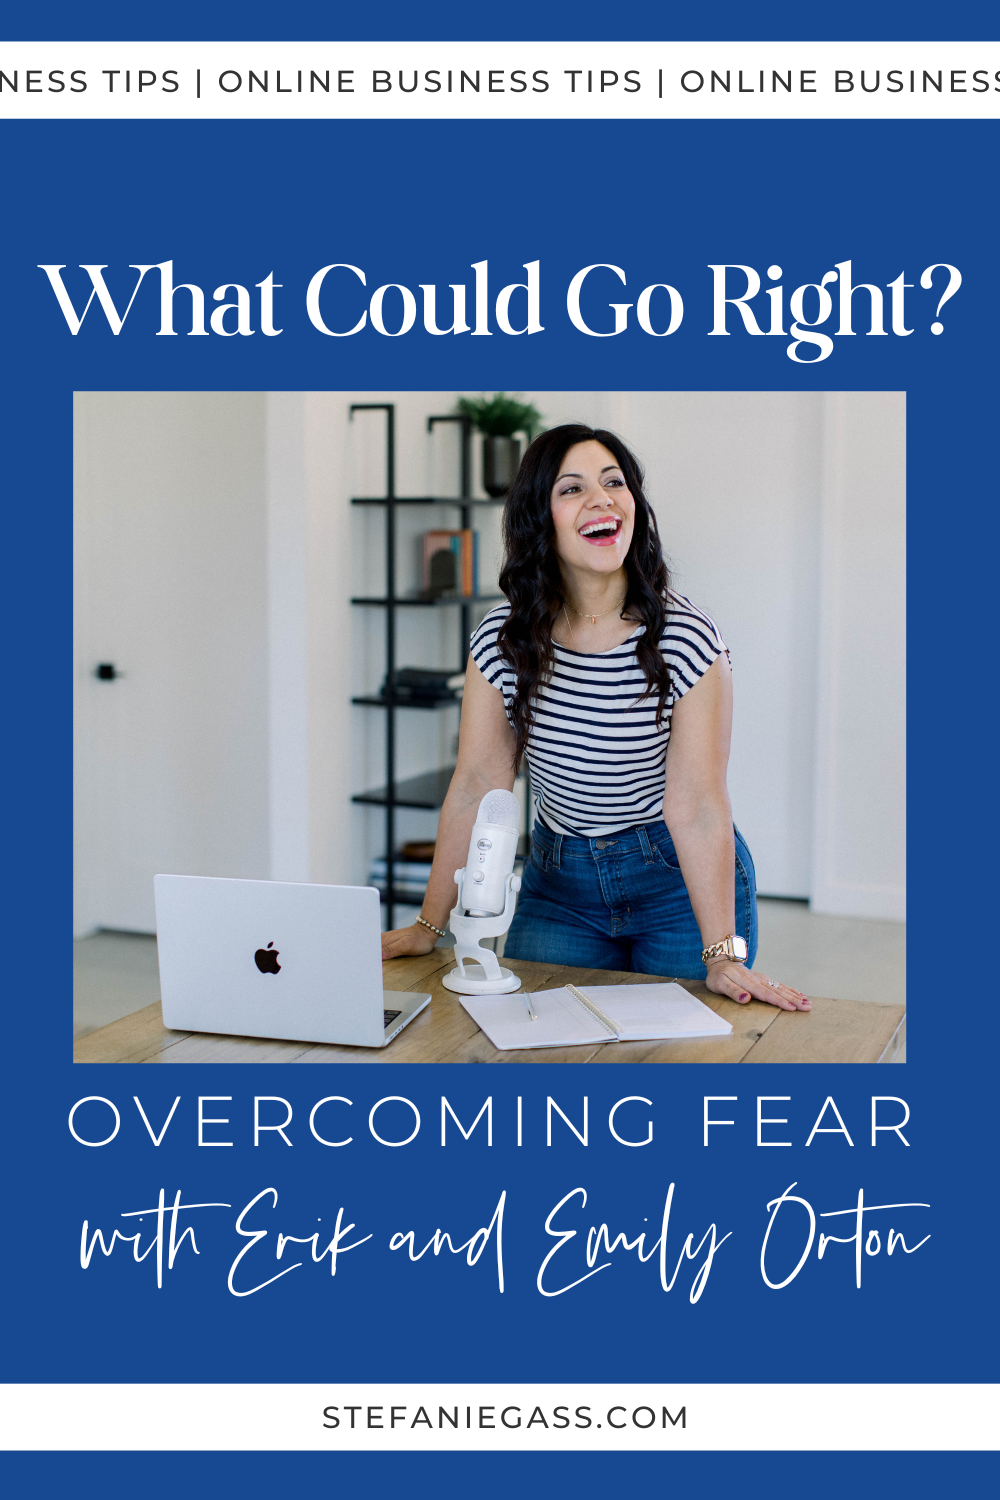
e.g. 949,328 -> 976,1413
444,788 -> 524,995
460,789 -> 521,916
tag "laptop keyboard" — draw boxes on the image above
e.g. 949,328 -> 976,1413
383,1009 -> 402,1026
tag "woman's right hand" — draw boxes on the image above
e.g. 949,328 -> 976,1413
380,922 -> 443,962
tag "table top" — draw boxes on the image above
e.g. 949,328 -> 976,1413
74,950 -> 905,1065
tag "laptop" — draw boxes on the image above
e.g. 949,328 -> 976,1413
154,874 -> 432,1047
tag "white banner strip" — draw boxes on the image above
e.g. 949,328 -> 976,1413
0,1384 -> 996,1450
0,42 -> 998,119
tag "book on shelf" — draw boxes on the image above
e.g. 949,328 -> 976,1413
365,852 -> 431,894
369,857 -> 434,881
380,667 -> 465,703
368,855 -> 434,898
422,529 -> 478,596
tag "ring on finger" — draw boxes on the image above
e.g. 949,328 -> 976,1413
768,979 -> 779,989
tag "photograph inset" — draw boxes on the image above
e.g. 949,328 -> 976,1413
74,390 -> 905,1063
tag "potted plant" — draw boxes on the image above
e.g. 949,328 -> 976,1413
454,393 -> 543,497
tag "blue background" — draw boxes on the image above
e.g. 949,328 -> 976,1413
1,0 -> 997,1490
4,104 -> 995,1365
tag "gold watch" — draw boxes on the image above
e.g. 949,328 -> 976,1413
702,934 -> 748,965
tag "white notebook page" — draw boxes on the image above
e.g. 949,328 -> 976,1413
585,983 -> 733,1040
460,984 -> 607,1050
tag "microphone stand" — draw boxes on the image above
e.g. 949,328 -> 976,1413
441,869 -> 523,995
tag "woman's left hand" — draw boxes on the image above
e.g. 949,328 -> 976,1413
704,958 -> 811,1011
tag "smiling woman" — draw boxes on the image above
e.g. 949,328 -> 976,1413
381,424 -> 810,1013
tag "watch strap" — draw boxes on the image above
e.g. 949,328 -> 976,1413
701,934 -> 747,965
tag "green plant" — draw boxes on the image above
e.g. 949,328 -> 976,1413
454,393 -> 543,439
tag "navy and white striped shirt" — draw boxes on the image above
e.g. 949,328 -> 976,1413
470,591 -> 727,838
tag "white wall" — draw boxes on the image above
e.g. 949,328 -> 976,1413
326,390 -> 904,917
609,390 -> 905,917
74,391 -> 269,935
75,388 -> 905,931
267,393 -> 507,894
810,392 -> 906,920
616,391 -> 825,899
265,392 -> 310,881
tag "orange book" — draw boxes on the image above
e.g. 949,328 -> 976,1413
422,529 -> 474,595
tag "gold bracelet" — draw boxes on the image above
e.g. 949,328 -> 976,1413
416,915 -> 447,939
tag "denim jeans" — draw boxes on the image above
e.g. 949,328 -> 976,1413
503,819 -> 758,981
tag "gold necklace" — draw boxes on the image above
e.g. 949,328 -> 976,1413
561,595 -> 627,650
564,592 -> 628,627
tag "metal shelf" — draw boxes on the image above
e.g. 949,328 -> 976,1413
352,766 -> 456,811
351,695 -> 461,710
351,593 -> 502,608
374,889 -> 435,908
348,404 -> 525,928
352,496 -> 504,507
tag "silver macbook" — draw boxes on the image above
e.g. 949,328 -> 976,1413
154,874 -> 431,1048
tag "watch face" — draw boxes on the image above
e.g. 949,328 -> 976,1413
733,936 -> 748,961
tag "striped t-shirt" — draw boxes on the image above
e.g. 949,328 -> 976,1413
470,591 -> 727,838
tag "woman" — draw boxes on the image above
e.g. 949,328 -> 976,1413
381,424 -> 809,1013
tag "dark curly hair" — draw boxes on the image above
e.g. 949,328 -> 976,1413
496,424 -> 670,767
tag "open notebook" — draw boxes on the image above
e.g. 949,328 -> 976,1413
459,981 -> 732,1051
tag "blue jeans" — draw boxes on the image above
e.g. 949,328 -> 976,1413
504,820 -> 758,981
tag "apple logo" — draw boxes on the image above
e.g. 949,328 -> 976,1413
254,941 -> 281,975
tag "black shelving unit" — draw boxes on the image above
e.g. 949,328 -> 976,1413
353,766 -> 458,810
351,593 -> 503,608
348,404 -> 505,927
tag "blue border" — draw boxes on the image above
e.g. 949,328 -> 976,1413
1,87 -> 997,1486
6,1 -> 1000,43
1,1452 -> 997,1495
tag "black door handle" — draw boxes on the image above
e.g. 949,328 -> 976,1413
95,663 -> 120,680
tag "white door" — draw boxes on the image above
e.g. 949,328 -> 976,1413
74,391 -> 270,935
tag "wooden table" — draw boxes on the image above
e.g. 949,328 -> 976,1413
75,950 -> 905,1064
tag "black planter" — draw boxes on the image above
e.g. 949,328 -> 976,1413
482,435 -> 521,497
